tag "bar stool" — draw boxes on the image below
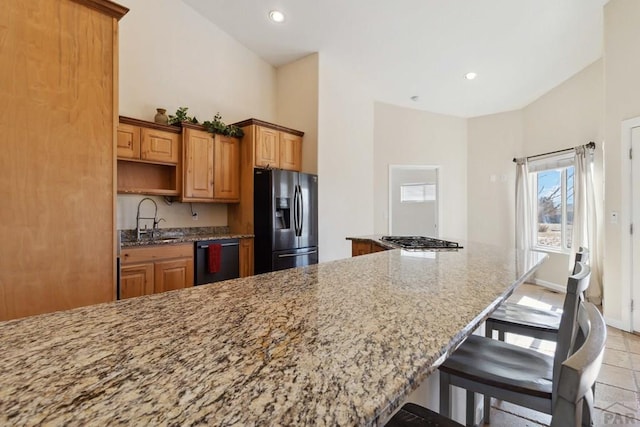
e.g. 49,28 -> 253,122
385,302 -> 605,427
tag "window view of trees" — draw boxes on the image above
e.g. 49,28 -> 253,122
536,166 -> 574,250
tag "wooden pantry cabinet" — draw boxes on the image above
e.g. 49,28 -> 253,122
117,116 -> 182,196
0,0 -> 128,320
120,244 -> 194,299
181,124 -> 240,203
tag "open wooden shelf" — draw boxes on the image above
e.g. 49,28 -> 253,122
117,159 -> 180,196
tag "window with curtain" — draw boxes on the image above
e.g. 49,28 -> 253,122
528,153 -> 575,252
400,183 -> 436,203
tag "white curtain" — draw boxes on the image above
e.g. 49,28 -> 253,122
515,158 -> 532,251
572,146 -> 602,304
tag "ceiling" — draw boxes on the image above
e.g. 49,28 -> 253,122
181,0 -> 607,118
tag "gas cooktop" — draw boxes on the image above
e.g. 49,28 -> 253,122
380,236 -> 463,250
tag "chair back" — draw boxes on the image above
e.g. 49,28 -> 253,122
550,302 -> 606,426
572,247 -> 589,274
552,262 -> 591,407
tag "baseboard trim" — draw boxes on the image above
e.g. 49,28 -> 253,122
604,316 -> 631,332
532,278 -> 566,294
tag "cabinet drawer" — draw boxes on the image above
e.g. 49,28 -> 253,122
141,128 -> 180,164
121,243 -> 193,264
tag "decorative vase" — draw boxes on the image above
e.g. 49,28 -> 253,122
154,108 -> 168,125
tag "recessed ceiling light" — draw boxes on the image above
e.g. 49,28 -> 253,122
269,10 -> 285,23
410,95 -> 420,102
464,72 -> 477,80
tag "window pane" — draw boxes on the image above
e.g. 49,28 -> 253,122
401,183 -> 435,203
566,166 -> 574,249
537,170 -> 562,248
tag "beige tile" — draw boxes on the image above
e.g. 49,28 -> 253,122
491,400 -> 551,426
594,383 -> 640,412
628,336 -> 640,355
607,334 -> 627,352
539,292 -> 565,308
627,352 -> 640,372
607,326 -> 624,338
482,406 -> 548,426
598,364 -> 638,391
603,348 -> 633,369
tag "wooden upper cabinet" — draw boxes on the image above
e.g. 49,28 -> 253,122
255,126 -> 280,168
182,124 -> 240,203
213,135 -> 240,201
234,119 -> 304,172
141,128 -> 179,164
117,123 -> 141,159
279,132 -> 302,172
117,117 -> 181,196
183,126 -> 214,201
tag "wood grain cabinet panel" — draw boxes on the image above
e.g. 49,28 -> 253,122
279,133 -> 302,172
213,135 -> 240,201
239,238 -> 254,278
154,258 -> 194,293
141,128 -> 179,164
255,126 -> 280,168
182,127 -> 214,201
117,123 -> 141,159
352,241 -> 372,257
0,0 -> 128,320
120,263 -> 154,299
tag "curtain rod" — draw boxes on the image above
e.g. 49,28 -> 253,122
512,141 -> 595,163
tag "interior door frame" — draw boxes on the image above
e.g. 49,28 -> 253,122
388,165 -> 441,236
621,116 -> 640,332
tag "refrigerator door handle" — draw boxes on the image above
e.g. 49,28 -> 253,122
298,184 -> 304,236
294,185 -> 301,236
277,250 -> 318,258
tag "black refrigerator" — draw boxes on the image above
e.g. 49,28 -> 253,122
254,169 -> 318,273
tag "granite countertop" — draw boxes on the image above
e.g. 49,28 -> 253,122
0,242 -> 546,426
345,235 -> 397,249
120,226 -> 254,248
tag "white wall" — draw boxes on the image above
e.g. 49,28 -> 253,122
467,110 -> 523,248
317,54 -> 375,261
116,0 -> 277,230
603,0 -> 640,328
276,54 -> 319,175
374,103 -> 468,240
467,60 -> 603,289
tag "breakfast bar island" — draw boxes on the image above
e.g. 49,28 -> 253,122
0,242 -> 546,426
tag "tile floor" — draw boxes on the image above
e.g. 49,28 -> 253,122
486,283 -> 640,426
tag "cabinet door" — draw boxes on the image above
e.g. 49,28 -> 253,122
213,135 -> 240,201
352,241 -> 372,257
141,128 -> 179,164
183,128 -> 214,200
154,257 -> 194,293
239,238 -> 254,278
117,123 -> 141,159
120,263 -> 154,299
255,126 -> 280,168
279,132 -> 302,171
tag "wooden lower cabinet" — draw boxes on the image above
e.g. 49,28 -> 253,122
120,244 -> 193,299
239,238 -> 254,278
351,241 -> 388,257
120,263 -> 154,299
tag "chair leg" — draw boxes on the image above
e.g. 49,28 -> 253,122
484,394 -> 491,424
440,371 -> 452,417
498,329 -> 505,341
466,390 -> 475,426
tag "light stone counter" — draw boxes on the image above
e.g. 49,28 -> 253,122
0,242 -> 546,426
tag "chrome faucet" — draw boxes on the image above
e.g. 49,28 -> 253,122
136,197 -> 164,240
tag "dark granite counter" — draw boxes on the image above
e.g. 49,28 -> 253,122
0,242 -> 546,426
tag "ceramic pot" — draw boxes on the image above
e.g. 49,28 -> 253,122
154,108 -> 168,125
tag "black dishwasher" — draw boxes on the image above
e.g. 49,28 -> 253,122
194,239 -> 240,285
